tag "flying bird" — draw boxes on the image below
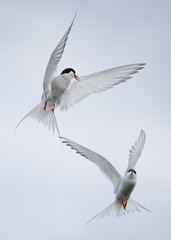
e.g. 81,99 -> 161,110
16,13 -> 145,136
61,130 -> 150,223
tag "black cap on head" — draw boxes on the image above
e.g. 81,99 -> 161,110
61,68 -> 76,75
128,169 -> 136,174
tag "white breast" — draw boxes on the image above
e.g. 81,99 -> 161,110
115,176 -> 136,201
49,75 -> 72,103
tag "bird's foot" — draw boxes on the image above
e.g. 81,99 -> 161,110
44,101 -> 47,111
121,200 -> 127,210
51,104 -> 55,113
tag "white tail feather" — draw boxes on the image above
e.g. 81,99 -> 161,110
15,102 -> 61,136
129,199 -> 151,213
87,199 -> 150,224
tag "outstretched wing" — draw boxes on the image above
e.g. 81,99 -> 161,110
125,130 -> 146,173
42,12 -> 77,100
59,63 -> 145,110
61,137 -> 122,193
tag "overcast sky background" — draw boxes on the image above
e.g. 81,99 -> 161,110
1,0 -> 171,239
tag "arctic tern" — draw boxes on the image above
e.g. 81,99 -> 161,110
16,13 -> 145,136
61,130 -> 150,223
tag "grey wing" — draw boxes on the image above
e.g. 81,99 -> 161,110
59,63 -> 145,110
125,130 -> 146,173
42,12 -> 77,100
61,137 -> 122,193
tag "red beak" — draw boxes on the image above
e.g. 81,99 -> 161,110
74,74 -> 80,81
131,169 -> 134,173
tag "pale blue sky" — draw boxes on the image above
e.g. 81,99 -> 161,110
0,0 -> 171,239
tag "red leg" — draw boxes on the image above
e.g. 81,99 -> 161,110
121,200 -> 125,209
44,101 -> 47,111
51,104 -> 55,113
121,200 -> 127,210
124,201 -> 127,209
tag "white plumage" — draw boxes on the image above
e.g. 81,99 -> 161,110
61,130 -> 150,223
16,12 -> 145,136
59,63 -> 145,111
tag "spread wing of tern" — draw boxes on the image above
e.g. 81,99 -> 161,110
61,130 -> 150,223
16,13 -> 145,136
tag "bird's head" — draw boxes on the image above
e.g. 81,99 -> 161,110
126,169 -> 137,179
61,68 -> 80,81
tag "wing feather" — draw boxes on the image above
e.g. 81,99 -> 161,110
59,63 -> 145,110
125,130 -> 146,173
61,137 -> 122,193
42,12 -> 77,100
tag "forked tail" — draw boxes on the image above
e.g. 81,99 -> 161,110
87,198 -> 150,224
15,101 -> 61,136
